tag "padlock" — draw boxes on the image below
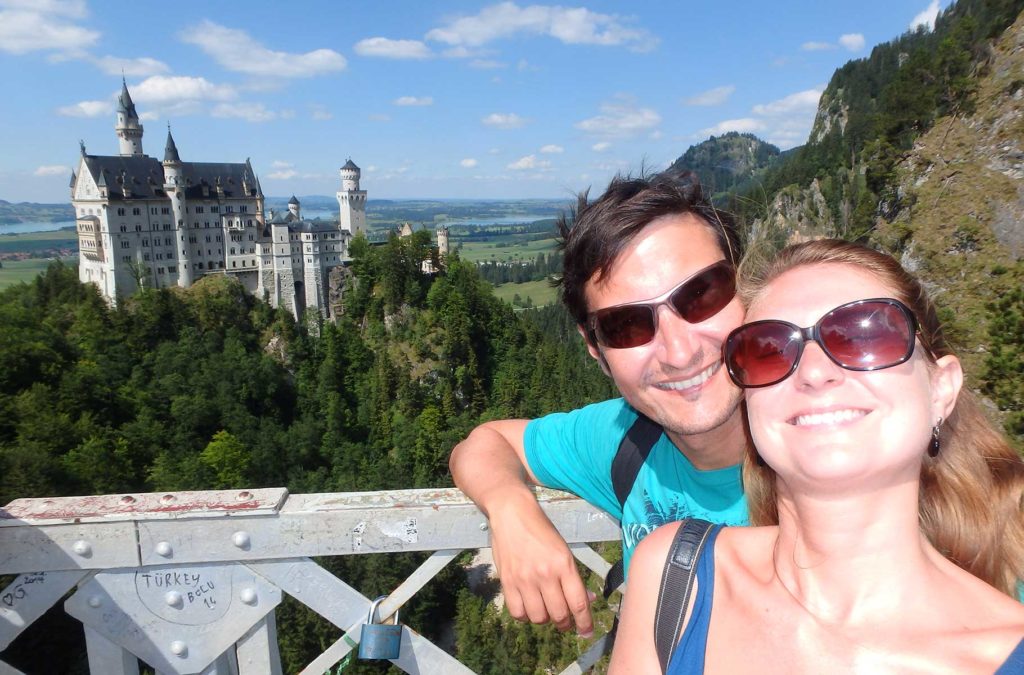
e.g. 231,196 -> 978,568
357,595 -> 402,660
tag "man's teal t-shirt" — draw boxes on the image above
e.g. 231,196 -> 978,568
524,398 -> 748,575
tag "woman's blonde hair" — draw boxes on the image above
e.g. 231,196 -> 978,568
740,239 -> 1024,596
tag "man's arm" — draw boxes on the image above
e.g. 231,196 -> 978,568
449,419 -> 594,636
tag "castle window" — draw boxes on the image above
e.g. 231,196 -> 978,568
143,239 -> 149,246
143,253 -> 150,261
240,205 -> 247,213
230,247 -> 235,255
150,207 -> 158,215
117,208 -> 125,216
198,263 -> 204,269
121,240 -> 130,249
122,255 -> 130,262
211,206 -> 219,213
162,207 -> 170,215
135,225 -> 141,232
216,235 -> 221,242
132,208 -> 141,216
195,206 -> 204,214
205,236 -> 211,243
120,225 -> 127,233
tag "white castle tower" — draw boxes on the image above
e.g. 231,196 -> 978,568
336,158 -> 366,237
437,225 -> 450,257
162,127 -> 193,287
115,78 -> 144,157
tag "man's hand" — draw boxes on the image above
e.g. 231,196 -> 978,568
450,419 -> 594,635
489,495 -> 595,636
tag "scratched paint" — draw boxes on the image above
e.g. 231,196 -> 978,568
377,518 -> 418,544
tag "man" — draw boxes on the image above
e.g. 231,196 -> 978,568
449,171 -> 750,638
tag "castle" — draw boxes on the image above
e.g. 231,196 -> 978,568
71,80 -> 366,319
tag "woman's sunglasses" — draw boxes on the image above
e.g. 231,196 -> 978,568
723,298 -> 918,388
587,260 -> 736,349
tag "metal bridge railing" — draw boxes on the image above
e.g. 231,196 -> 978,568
0,487 -> 622,675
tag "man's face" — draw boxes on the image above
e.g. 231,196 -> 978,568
581,213 -> 744,439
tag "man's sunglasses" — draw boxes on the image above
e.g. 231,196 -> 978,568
723,298 -> 918,389
587,260 -> 736,349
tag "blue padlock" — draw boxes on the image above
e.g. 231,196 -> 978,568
357,596 -> 402,660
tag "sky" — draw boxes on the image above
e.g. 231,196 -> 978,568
0,0 -> 950,203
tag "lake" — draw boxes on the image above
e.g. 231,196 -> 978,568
0,221 -> 76,235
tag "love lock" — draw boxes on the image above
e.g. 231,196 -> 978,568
357,596 -> 402,660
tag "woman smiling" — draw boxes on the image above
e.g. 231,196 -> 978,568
610,239 -> 1024,674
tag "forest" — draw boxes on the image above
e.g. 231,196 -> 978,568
0,230 -> 616,673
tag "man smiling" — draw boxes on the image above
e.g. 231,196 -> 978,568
449,171 -> 750,637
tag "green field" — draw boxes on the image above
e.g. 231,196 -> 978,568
0,258 -> 77,289
490,278 -> 559,308
456,236 -> 559,263
0,229 -> 78,254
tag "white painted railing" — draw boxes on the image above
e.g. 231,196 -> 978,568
0,487 -> 622,674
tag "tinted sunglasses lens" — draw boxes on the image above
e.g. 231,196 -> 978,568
726,322 -> 802,387
820,301 -> 913,368
594,305 -> 656,349
672,263 -> 736,323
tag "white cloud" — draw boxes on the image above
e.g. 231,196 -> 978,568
267,169 -> 297,179
575,98 -> 661,138
0,1 -> 98,55
482,112 -> 526,129
592,141 -> 611,152
469,59 -> 506,69
539,144 -> 564,154
131,75 -> 236,106
751,88 -> 822,115
211,102 -> 284,123
507,154 -> 550,170
354,37 -> 432,59
700,87 -> 824,149
181,20 -> 346,78
393,96 -> 434,106
910,0 -> 940,30
684,85 -> 735,106
34,164 -> 69,176
839,33 -> 865,51
310,104 -> 332,120
57,99 -> 109,117
801,41 -> 835,51
368,113 -> 391,122
426,2 -> 658,52
700,118 -> 766,136
271,160 -> 293,169
92,55 -> 170,77
460,158 -> 478,168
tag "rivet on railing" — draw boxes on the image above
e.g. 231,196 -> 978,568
87,596 -> 102,608
479,522 -> 489,531
72,540 -> 92,557
236,490 -> 253,502
239,587 -> 257,605
160,494 -> 176,504
165,591 -> 184,608
232,531 -> 251,549
155,541 -> 173,558
170,641 -> 188,657
119,495 -> 136,505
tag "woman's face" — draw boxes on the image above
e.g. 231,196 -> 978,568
743,263 -> 962,496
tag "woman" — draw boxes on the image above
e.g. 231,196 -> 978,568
610,239 -> 1024,673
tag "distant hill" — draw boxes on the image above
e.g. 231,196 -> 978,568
0,202 -> 74,225
667,132 -> 782,196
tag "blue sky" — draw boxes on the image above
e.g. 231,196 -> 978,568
0,0 -> 949,203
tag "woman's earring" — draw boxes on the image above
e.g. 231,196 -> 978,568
929,417 -> 943,458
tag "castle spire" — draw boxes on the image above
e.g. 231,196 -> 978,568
115,79 -> 144,157
164,124 -> 181,163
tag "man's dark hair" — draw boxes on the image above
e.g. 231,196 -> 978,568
557,170 -> 743,327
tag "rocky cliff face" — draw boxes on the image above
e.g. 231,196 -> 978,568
875,11 -> 1024,378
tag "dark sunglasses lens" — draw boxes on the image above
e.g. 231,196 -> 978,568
820,302 -> 913,368
672,263 -> 736,323
726,322 -> 802,387
595,305 -> 656,349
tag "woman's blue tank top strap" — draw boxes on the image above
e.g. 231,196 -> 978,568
665,524 -> 724,675
996,638 -> 1024,674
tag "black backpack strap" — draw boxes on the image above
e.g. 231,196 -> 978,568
654,518 -> 715,674
611,413 -> 663,507
603,413 -> 663,600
